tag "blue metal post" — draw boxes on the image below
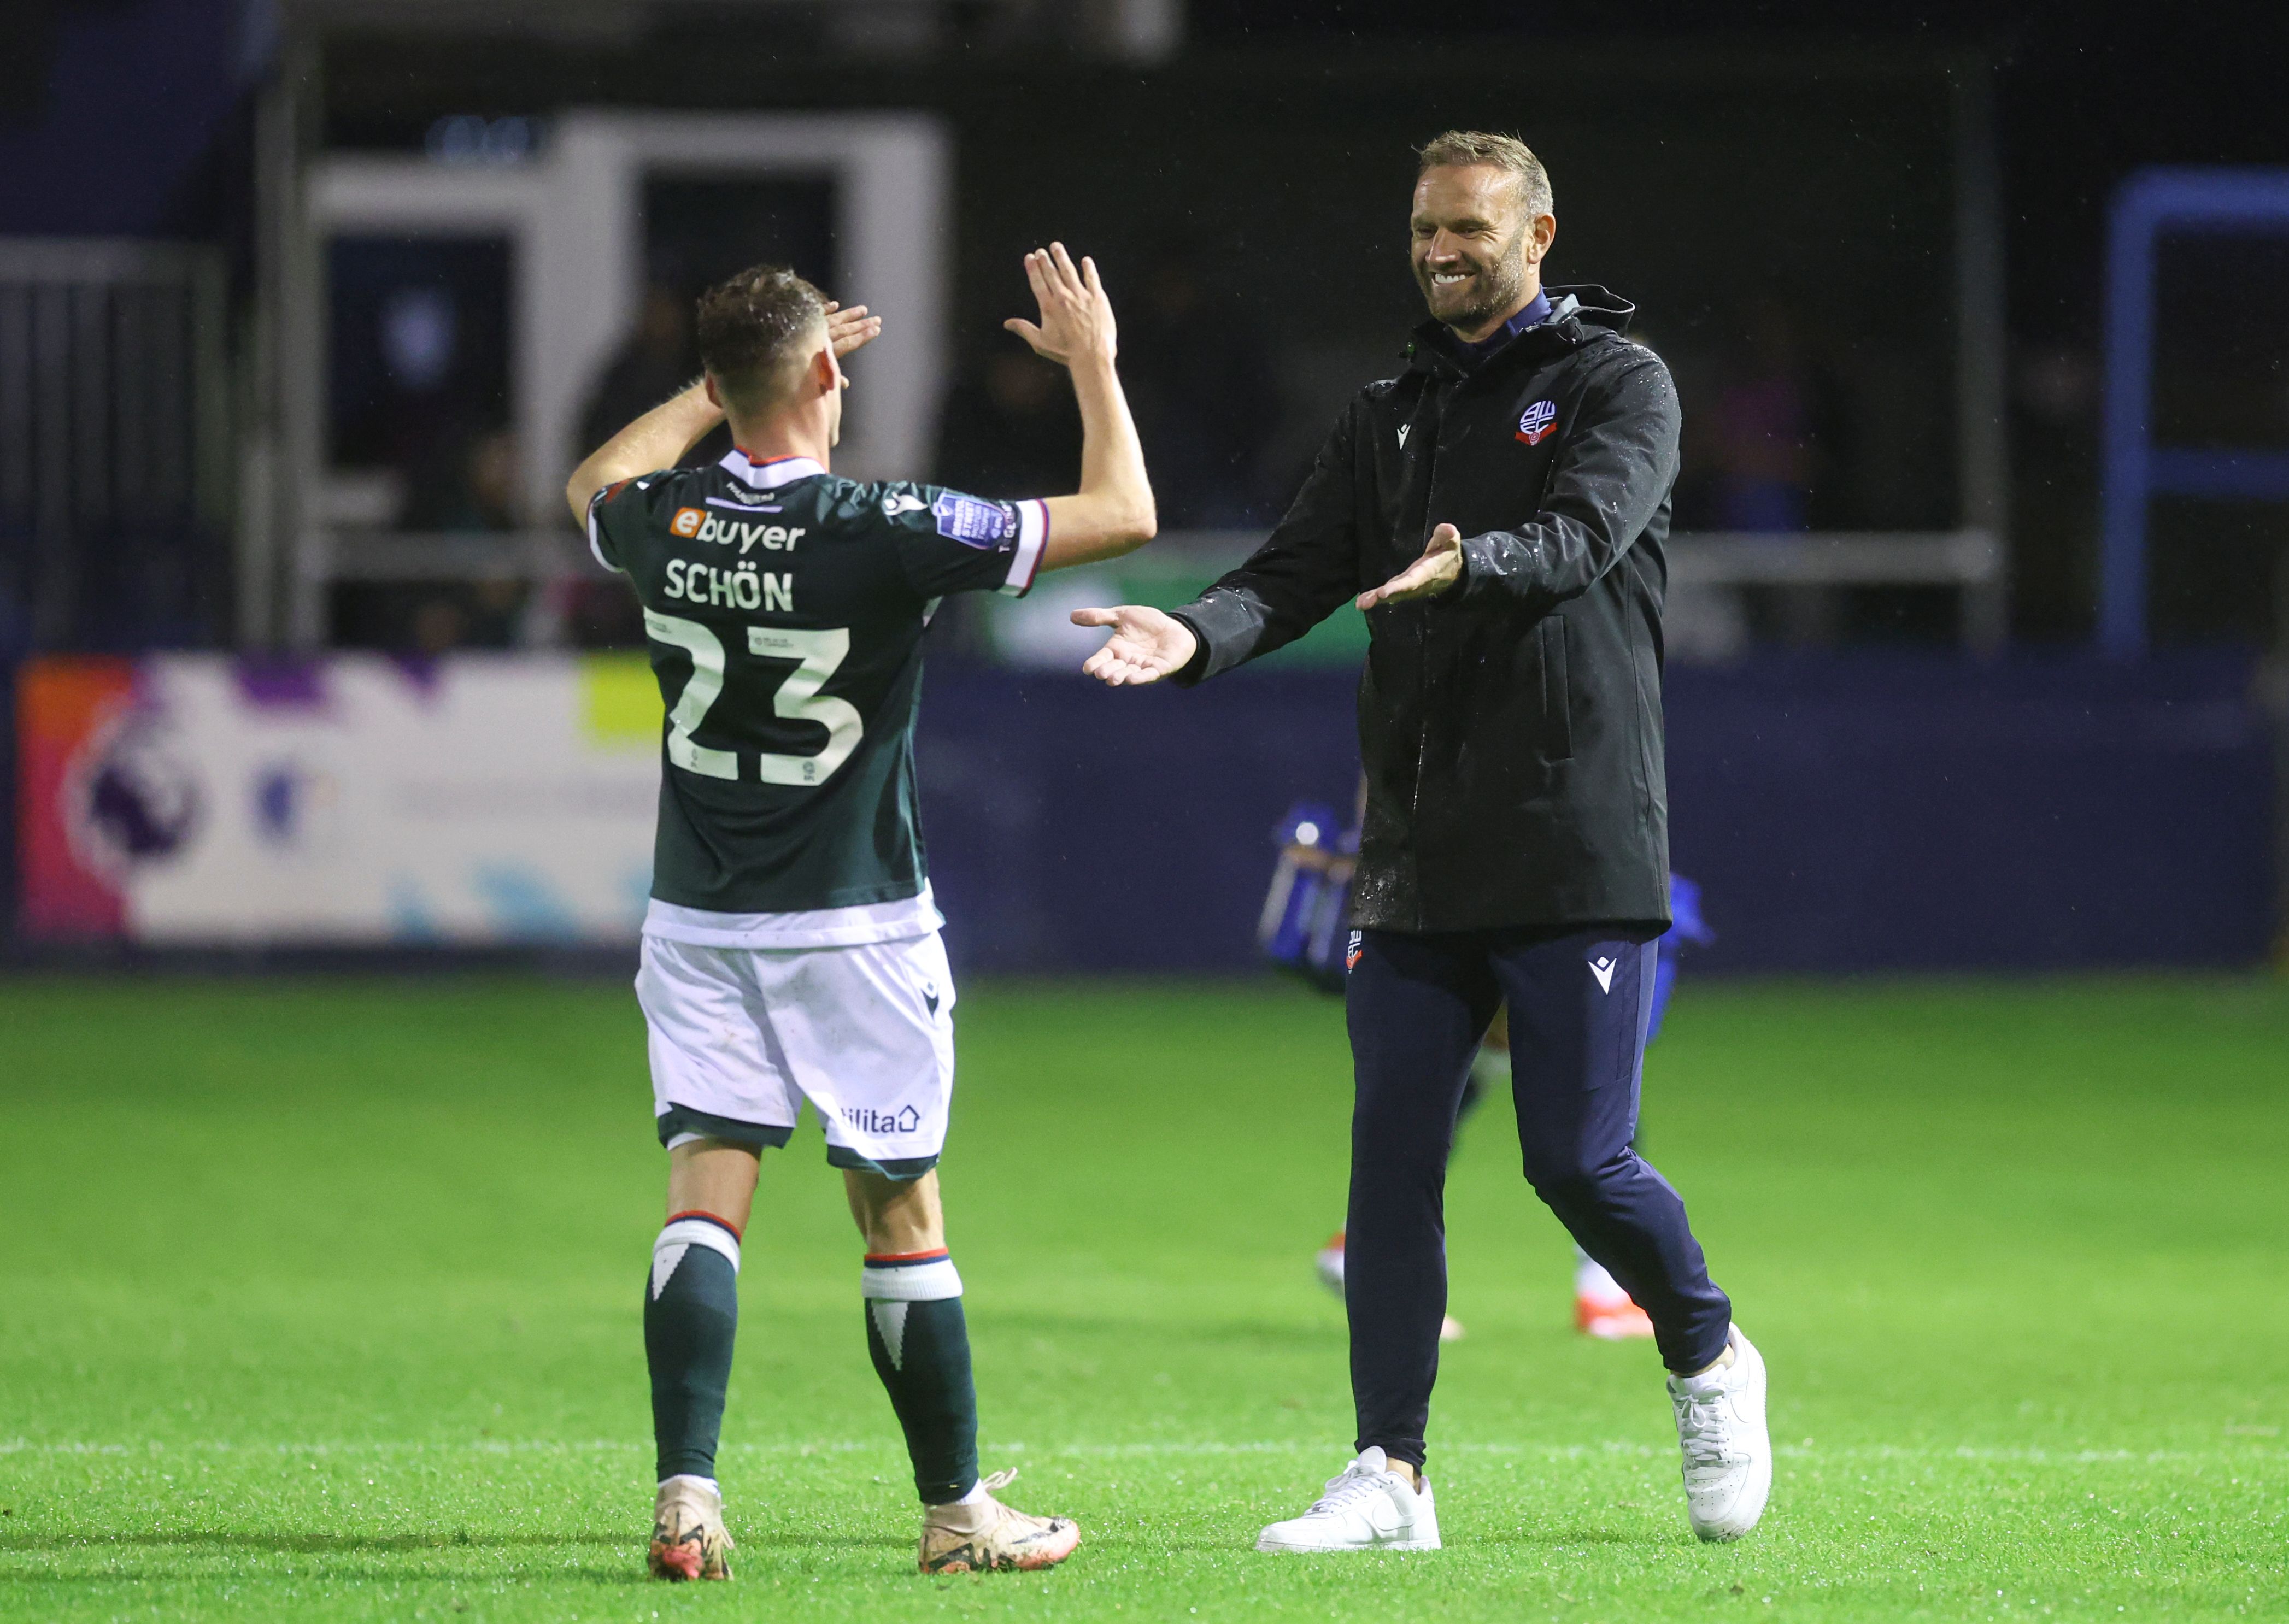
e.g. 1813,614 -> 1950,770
2099,176 -> 2159,658
2098,168 -> 2289,659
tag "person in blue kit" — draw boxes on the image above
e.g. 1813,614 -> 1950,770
1261,807 -> 1715,1341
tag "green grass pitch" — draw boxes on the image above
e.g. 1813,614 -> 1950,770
1,971 -> 2284,1621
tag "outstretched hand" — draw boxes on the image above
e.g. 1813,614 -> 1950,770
1357,523 -> 1465,609
824,301 -> 882,360
1072,605 -> 1198,686
1004,243 -> 1118,370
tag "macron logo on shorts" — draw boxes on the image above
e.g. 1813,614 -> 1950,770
1588,954 -> 1617,993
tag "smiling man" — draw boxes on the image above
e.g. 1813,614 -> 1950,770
1072,131 -> 1772,1551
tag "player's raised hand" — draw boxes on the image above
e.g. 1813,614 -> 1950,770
1071,604 -> 1197,686
1357,522 -> 1465,609
1003,244 -> 1117,370
823,301 -> 882,360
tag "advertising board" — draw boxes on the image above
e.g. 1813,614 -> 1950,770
16,655 -> 662,943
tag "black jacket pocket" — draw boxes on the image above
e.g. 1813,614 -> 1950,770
1540,616 -> 1573,761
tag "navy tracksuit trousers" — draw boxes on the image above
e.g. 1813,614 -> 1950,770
1344,925 -> 1733,1469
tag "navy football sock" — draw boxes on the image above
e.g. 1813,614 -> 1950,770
862,1250 -> 979,1504
644,1213 -> 742,1482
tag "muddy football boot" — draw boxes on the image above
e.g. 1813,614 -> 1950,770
648,1474 -> 733,1581
919,1468 -> 1080,1574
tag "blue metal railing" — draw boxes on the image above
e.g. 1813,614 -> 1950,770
2100,167 -> 2289,656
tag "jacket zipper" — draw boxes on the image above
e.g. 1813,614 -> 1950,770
1409,375 -> 1449,926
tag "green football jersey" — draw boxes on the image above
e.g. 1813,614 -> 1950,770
588,448 -> 1046,916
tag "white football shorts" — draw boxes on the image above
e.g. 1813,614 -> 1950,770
636,929 -> 956,1179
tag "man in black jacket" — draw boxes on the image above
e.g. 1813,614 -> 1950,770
1075,131 -> 1771,1550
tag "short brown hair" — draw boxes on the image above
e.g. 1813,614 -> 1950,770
1416,130 -> 1554,221
695,263 -> 827,414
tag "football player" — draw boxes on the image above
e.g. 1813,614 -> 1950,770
566,244 -> 1154,1579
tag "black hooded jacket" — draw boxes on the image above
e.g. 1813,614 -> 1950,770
1170,285 -> 1676,933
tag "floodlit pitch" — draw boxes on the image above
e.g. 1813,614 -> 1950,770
0,975 -> 2282,1620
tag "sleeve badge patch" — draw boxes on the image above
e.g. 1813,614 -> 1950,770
1516,399 -> 1558,445
931,492 -> 1017,548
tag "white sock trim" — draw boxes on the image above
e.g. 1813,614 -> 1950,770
652,1217 -> 741,1299
860,1257 -> 962,1301
659,1217 -> 741,1270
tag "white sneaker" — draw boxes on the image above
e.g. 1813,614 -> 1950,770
1666,1325 -> 1771,1541
1255,1447 -> 1441,1552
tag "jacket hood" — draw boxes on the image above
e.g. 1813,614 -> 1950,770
1406,283 -> 1637,375
1542,283 -> 1636,331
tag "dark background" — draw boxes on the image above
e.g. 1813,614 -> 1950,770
3,0 -> 2286,646
2,0 -> 2283,967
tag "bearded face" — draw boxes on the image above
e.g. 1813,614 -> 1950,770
1408,165 -> 1548,341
